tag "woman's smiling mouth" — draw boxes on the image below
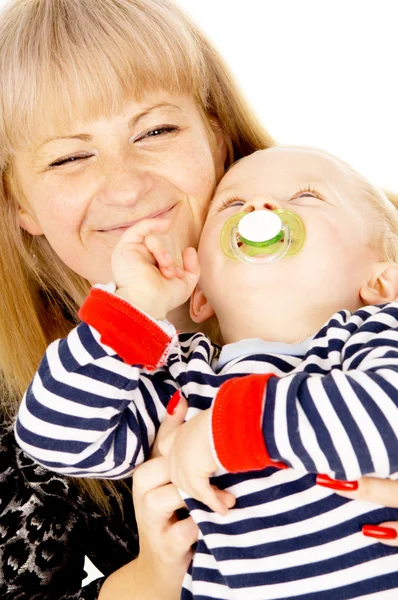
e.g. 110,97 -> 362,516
98,203 -> 177,234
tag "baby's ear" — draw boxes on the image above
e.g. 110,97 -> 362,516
190,284 -> 215,324
360,262 -> 398,305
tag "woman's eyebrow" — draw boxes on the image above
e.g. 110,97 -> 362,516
40,133 -> 93,146
39,103 -> 183,146
127,102 -> 183,129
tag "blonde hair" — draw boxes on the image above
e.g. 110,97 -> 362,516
356,183 -> 398,264
0,0 -> 274,511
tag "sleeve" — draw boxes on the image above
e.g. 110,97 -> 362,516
2,580 -> 103,600
211,307 -> 398,480
0,430 -> 136,600
15,288 -> 179,479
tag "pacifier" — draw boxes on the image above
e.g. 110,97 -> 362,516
220,209 -> 305,264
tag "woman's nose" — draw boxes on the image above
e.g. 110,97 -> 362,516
243,196 -> 278,213
99,161 -> 154,207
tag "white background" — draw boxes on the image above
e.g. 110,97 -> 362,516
177,0 -> 398,192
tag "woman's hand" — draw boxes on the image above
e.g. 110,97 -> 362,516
150,391 -> 189,459
316,474 -> 398,545
98,397 -> 198,600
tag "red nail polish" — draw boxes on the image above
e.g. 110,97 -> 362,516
167,391 -> 181,415
362,525 -> 398,540
316,474 -> 359,491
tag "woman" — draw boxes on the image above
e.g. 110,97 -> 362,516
0,1 -> 396,599
0,0 -> 270,598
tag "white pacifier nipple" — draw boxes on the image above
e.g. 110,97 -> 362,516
238,211 -> 283,246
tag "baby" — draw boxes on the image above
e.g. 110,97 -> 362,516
17,147 -> 398,599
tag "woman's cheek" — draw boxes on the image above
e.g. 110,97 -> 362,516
179,139 -> 218,197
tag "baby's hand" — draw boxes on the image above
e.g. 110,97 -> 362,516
160,409 -> 236,516
111,218 -> 200,319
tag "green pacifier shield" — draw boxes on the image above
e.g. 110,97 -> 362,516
273,209 -> 305,255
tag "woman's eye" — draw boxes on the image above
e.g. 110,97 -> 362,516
49,154 -> 93,167
136,125 -> 179,142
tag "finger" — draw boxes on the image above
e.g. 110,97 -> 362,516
179,247 -> 200,284
145,232 -> 181,274
190,481 -> 229,516
213,486 -> 236,509
141,482 -> 188,522
151,393 -> 188,458
169,514 -> 199,551
132,455 -> 171,497
119,217 -> 171,246
157,262 -> 178,280
153,516 -> 198,567
362,522 -> 398,546
158,428 -> 178,457
316,474 -> 398,507
182,247 -> 200,276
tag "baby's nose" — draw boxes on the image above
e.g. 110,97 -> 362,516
243,196 -> 278,212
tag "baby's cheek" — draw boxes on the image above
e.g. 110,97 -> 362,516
197,220 -> 214,253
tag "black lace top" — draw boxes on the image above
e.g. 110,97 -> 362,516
0,424 -> 139,599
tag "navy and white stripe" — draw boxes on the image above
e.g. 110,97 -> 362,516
16,302 -> 398,599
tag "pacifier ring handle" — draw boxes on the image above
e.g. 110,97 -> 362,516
231,224 -> 292,264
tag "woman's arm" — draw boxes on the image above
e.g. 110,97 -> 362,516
99,458 -> 197,600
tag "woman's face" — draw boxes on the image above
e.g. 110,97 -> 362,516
14,92 -> 226,283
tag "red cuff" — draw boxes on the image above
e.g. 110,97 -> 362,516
78,288 -> 173,369
212,374 -> 288,473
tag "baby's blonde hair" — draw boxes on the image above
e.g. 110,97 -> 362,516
359,185 -> 398,263
0,0 -> 273,511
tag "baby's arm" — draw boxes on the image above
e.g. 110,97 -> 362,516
16,219 -> 200,478
211,306 -> 398,481
161,377 -> 285,515
163,306 -> 398,511
15,301 -> 178,478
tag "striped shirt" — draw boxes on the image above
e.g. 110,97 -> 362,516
16,291 -> 398,599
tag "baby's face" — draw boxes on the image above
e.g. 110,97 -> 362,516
196,147 -> 380,343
